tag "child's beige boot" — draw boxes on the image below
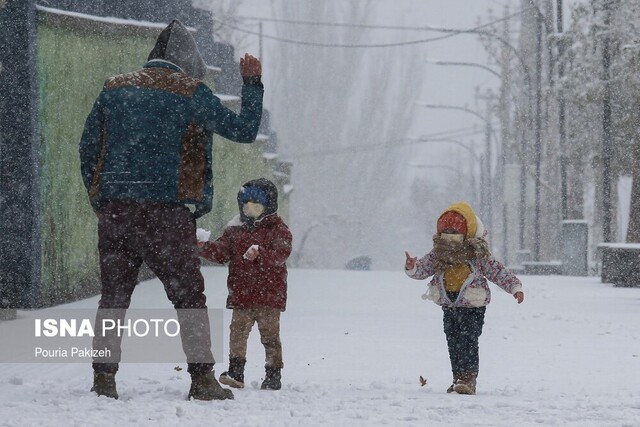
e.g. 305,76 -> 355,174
453,372 -> 477,395
446,374 -> 460,393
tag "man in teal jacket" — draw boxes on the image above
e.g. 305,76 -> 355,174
79,20 -> 263,401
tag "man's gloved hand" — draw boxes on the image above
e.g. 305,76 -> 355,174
240,53 -> 261,77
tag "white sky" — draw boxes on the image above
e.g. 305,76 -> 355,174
233,0 -> 584,169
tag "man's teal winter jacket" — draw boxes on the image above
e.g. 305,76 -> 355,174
79,60 -> 263,218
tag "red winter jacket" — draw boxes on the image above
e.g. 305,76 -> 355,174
199,214 -> 292,311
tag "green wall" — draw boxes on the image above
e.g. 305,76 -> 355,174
37,22 -> 154,305
36,14 -> 281,306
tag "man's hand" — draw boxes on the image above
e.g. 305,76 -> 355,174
240,53 -> 261,77
514,291 -> 524,304
405,251 -> 418,271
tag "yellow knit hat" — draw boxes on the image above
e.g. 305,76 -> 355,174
437,201 -> 478,238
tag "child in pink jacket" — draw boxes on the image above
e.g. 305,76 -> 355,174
405,201 -> 524,395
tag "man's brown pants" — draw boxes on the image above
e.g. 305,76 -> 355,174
92,201 -> 214,375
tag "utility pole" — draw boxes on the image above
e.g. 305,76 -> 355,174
480,154 -> 486,221
533,2 -> 543,260
485,114 -> 493,235
258,21 -> 264,63
499,5 -> 512,263
557,0 -> 568,219
601,0 -> 613,242
519,121 -> 527,250
476,90 -> 494,236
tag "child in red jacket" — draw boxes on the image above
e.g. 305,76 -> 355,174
197,178 -> 292,390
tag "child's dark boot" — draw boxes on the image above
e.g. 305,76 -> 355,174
260,366 -> 282,390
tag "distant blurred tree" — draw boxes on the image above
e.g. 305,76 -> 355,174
267,0 -> 426,268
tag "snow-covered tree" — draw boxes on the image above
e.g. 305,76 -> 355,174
562,0 -> 640,242
266,1 -> 426,269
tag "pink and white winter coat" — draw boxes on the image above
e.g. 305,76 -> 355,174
406,251 -> 523,308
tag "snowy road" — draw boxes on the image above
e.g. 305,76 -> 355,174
1,268 -> 639,426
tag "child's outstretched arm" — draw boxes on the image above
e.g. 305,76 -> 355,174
404,250 -> 436,280
405,251 -> 417,271
478,255 -> 524,304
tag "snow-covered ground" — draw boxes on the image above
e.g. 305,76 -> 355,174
1,267 -> 639,426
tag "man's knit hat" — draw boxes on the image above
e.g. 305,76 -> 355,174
147,20 -> 207,79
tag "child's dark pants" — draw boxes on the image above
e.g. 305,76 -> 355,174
442,305 -> 486,376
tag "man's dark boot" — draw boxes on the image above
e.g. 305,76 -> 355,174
219,357 -> 246,389
91,372 -> 118,399
188,370 -> 234,400
260,366 -> 282,390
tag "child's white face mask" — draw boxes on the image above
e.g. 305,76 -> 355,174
243,201 -> 265,219
441,233 -> 465,243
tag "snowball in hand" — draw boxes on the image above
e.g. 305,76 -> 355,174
243,244 -> 259,259
196,228 -> 211,242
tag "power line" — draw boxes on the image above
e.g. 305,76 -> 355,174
287,125 -> 491,160
416,125 -> 485,140
235,8 -> 530,32
213,7 -> 534,49
213,18 -> 456,48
